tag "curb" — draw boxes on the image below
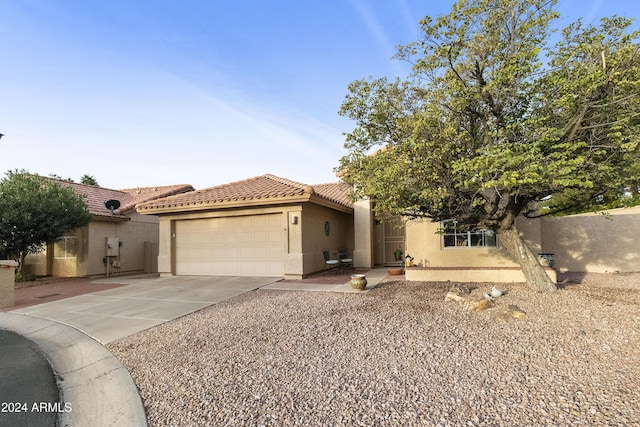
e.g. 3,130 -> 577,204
0,312 -> 147,427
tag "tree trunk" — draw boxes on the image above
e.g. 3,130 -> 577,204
19,251 -> 27,275
498,226 -> 557,292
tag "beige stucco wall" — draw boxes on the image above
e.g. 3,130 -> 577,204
300,203 -> 354,276
404,206 -> 640,275
25,212 -> 159,278
82,213 -> 159,276
404,217 -> 557,283
405,219 -> 521,269
22,249 -> 49,276
0,260 -> 18,307
538,206 -> 640,272
406,267 -> 557,283
158,218 -> 174,276
353,199 -> 375,268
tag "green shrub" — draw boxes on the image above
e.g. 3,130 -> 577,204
15,271 -> 36,282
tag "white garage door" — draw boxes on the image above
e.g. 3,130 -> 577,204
175,214 -> 284,276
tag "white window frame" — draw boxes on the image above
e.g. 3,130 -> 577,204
441,220 -> 497,248
53,236 -> 78,258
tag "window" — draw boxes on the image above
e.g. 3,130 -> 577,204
54,236 -> 78,258
441,220 -> 496,248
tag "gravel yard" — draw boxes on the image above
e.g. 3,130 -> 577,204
108,273 -> 640,426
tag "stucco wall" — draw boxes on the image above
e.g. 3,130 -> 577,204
405,206 -> 640,274
300,203 -> 354,276
22,250 -> 49,276
353,199 -> 374,268
538,206 -> 640,272
82,213 -> 159,276
405,219 -> 520,269
26,213 -> 159,278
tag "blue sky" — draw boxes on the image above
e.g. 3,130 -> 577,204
1,1 -> 638,190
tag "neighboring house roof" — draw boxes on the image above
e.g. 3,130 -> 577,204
137,174 -> 353,214
47,179 -> 195,220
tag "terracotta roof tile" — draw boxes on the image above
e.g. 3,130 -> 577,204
312,182 -> 353,208
116,184 -> 195,214
45,178 -> 194,219
138,174 -> 353,212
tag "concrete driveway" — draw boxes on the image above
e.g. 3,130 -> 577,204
9,275 -> 280,344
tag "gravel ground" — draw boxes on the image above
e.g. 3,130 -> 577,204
108,273 -> 640,426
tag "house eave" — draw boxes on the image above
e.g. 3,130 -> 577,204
91,213 -> 130,222
137,194 -> 313,215
138,194 -> 353,215
308,195 -> 353,213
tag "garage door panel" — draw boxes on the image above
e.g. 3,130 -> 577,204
212,262 -> 227,275
175,214 -> 284,276
269,246 -> 283,258
212,247 -> 226,259
253,247 -> 268,258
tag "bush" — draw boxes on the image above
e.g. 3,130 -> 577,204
15,271 -> 36,282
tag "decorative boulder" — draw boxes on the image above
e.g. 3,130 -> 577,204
462,297 -> 494,312
491,304 -> 527,322
444,284 -> 470,302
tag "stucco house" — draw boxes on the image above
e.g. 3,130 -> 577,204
349,198 -> 550,283
136,174 -> 353,279
137,173 -> 639,282
24,180 -> 194,277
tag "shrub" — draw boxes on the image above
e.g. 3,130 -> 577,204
15,271 -> 36,282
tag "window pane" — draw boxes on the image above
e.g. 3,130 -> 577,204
484,231 -> 497,247
441,222 -> 496,248
65,237 -> 78,257
53,239 -> 66,258
53,236 -> 78,258
443,234 -> 456,247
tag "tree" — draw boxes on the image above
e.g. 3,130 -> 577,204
338,0 -> 640,292
48,173 -> 74,182
0,171 -> 92,273
80,174 -> 99,186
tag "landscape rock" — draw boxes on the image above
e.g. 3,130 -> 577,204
492,304 -> 527,322
462,297 -> 494,311
445,284 -> 493,311
444,284 -> 470,302
108,274 -> 640,426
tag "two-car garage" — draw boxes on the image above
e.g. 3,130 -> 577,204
174,213 -> 285,277
137,174 -> 354,279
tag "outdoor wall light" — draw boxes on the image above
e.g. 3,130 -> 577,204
291,215 -> 298,224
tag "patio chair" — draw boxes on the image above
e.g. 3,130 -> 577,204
322,249 -> 340,274
338,248 -> 353,272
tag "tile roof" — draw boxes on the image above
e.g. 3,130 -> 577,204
45,178 -> 194,219
312,182 -> 354,208
137,174 -> 353,213
116,185 -> 195,214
